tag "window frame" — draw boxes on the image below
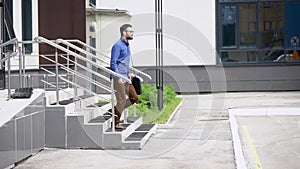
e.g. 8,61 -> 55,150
216,0 -> 300,65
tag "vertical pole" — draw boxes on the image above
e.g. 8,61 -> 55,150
7,53 -> 11,100
43,74 -> 46,89
124,108 -> 128,123
74,56 -> 78,98
18,46 -> 22,88
111,78 -> 115,132
55,49 -> 59,105
67,46 -> 70,88
22,45 -> 26,87
30,75 -> 33,88
1,0 -> 4,90
156,0 -> 164,110
133,103 -> 137,117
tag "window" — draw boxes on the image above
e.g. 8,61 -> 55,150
239,3 -> 256,48
22,0 -> 32,53
221,5 -> 237,48
218,0 -> 300,64
3,0 -> 14,52
89,0 -> 96,7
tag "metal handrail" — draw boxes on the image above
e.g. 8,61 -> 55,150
40,55 -> 112,93
41,67 -> 112,103
59,39 -> 152,80
40,55 -> 111,92
0,52 -> 18,100
0,38 -> 18,48
33,36 -> 122,131
40,79 -> 115,117
0,51 -> 17,63
59,54 -> 110,82
34,36 -> 131,84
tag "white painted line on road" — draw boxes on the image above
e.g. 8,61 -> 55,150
229,113 -> 247,169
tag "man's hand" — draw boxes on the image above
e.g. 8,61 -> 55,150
129,73 -> 135,79
118,78 -> 125,84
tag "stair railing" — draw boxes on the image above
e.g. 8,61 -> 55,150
0,38 -> 18,100
34,36 -> 131,131
56,38 -> 152,118
60,39 -> 152,80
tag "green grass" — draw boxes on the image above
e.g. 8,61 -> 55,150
128,84 -> 182,124
98,99 -> 109,103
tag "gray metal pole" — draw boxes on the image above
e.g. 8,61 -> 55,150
67,46 -> 70,88
111,78 -> 115,132
7,53 -> 11,100
74,56 -> 78,98
156,0 -> 164,111
55,49 -> 59,105
18,47 -> 22,88
22,45 -> 26,87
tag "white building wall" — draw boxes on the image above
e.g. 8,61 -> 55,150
86,8 -> 130,67
13,1 -> 22,40
97,0 -> 216,66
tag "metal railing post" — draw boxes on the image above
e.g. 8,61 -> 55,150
133,103 -> 137,117
111,78 -> 115,132
22,45 -> 26,86
74,56 -> 78,98
26,75 -> 29,87
18,47 -> 22,88
43,74 -> 46,89
7,53 -> 11,100
30,75 -> 33,88
55,49 -> 59,105
46,74 -> 49,89
67,46 -> 70,88
124,108 -> 128,123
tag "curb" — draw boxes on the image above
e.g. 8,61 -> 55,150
158,96 -> 183,128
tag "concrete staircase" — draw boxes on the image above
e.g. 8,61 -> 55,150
45,92 -> 157,150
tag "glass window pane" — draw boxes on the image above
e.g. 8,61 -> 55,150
220,51 -> 258,62
239,3 -> 256,48
22,0 -> 32,53
258,49 -> 284,61
90,0 -> 96,6
259,2 -> 285,49
222,5 -> 237,48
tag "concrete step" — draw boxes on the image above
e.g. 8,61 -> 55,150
102,116 -> 143,149
122,124 -> 157,149
87,102 -> 109,108
45,91 -> 157,150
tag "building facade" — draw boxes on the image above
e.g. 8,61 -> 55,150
1,0 -> 300,92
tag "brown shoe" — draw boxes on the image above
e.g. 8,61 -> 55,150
115,123 -> 126,130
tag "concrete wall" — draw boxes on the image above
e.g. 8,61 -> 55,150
95,65 -> 300,93
6,64 -> 300,93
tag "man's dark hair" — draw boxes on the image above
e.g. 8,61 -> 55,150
120,24 -> 132,36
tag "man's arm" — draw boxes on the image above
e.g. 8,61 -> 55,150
110,45 -> 120,73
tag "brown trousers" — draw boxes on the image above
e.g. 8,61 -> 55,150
112,78 -> 138,124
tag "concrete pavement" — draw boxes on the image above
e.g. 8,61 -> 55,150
14,92 -> 300,169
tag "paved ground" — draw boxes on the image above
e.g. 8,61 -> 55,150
237,116 -> 300,169
14,92 -> 300,169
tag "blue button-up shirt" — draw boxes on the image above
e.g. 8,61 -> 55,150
110,38 -> 131,79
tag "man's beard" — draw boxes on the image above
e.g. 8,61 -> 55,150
126,36 -> 133,40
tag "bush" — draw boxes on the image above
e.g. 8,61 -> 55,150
129,83 -> 182,124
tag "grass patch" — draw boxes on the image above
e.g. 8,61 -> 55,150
128,84 -> 182,124
98,99 -> 109,103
